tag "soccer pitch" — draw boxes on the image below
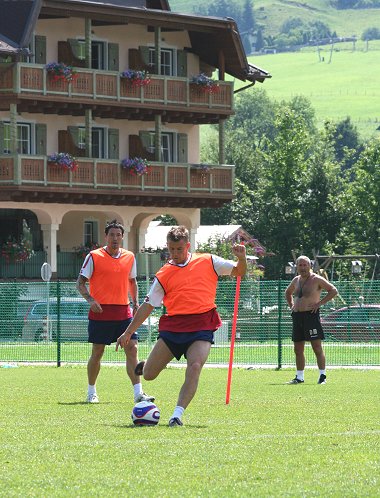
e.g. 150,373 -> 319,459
1,366 -> 379,497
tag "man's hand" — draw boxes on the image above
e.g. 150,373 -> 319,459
116,331 -> 130,351
309,302 -> 321,313
89,300 -> 103,313
232,244 -> 246,259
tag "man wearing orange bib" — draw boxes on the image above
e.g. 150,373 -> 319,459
77,219 -> 154,404
116,225 -> 247,426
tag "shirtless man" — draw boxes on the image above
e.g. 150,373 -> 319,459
285,255 -> 337,385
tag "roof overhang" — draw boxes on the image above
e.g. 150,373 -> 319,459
39,0 -> 270,83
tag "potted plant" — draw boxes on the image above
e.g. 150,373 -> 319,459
45,62 -> 77,83
120,69 -> 151,87
190,73 -> 220,94
1,238 -> 34,263
47,152 -> 79,171
73,242 -> 100,259
121,157 -> 150,175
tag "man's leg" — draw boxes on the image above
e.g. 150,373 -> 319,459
142,338 -> 175,380
294,341 -> 306,371
125,339 -> 155,402
311,339 -> 326,370
87,343 -> 105,402
286,341 -> 306,383
176,340 -> 212,409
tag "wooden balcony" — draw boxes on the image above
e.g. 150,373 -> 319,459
0,156 -> 234,207
0,63 -> 234,123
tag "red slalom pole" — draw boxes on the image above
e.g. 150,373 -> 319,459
225,274 -> 241,404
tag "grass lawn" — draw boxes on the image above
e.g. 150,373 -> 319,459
1,366 -> 379,497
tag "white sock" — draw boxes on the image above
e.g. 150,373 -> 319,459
133,383 -> 143,398
172,406 -> 185,420
319,369 -> 326,376
88,384 -> 96,395
296,370 -> 304,381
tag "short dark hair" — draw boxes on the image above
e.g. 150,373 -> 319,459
167,225 -> 189,243
105,219 -> 124,235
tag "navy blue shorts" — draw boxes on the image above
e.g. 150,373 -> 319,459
291,311 -> 325,342
88,318 -> 138,345
159,330 -> 214,360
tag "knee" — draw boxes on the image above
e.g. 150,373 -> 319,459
125,342 -> 138,359
187,360 -> 203,378
142,365 -> 157,381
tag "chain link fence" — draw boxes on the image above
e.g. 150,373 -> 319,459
0,279 -> 379,367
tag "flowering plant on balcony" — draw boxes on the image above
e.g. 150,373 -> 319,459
191,163 -> 210,174
120,69 -> 151,87
47,152 -> 79,171
45,62 -> 77,83
121,157 -> 150,175
73,242 -> 100,259
190,73 -> 220,93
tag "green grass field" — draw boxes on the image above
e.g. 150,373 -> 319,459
1,366 -> 379,497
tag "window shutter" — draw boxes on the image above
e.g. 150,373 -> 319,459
108,43 -> 119,71
0,122 -> 4,153
178,133 -> 188,163
139,46 -> 150,66
108,128 -> 119,159
68,126 -> 80,147
35,124 -> 47,155
177,50 -> 187,77
34,35 -> 46,64
139,131 -> 151,153
68,39 -> 84,60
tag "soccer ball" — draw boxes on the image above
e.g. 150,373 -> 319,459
131,401 -> 160,426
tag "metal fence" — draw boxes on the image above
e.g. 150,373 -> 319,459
0,279 -> 379,367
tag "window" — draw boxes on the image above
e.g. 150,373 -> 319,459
147,132 -> 174,162
149,48 -> 174,76
77,40 -> 106,69
3,123 -> 31,154
78,128 -> 106,158
84,221 -> 99,245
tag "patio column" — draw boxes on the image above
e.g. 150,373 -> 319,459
85,108 -> 92,158
9,103 -> 17,154
41,223 -> 59,274
154,26 -> 161,75
189,228 -> 197,252
219,119 -> 225,164
85,18 -> 92,69
155,114 -> 162,161
137,227 -> 148,253
122,226 -> 130,251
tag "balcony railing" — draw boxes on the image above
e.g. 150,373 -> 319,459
0,63 -> 234,112
0,156 -> 234,195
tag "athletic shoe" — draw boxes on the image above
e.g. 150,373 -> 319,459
134,392 -> 155,403
318,374 -> 327,385
134,360 -> 145,376
168,417 -> 183,427
286,377 -> 304,384
86,393 -> 99,403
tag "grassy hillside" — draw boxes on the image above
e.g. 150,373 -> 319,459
170,0 -> 380,39
170,0 -> 380,138
244,40 -> 380,138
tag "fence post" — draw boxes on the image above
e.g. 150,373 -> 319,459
277,279 -> 282,370
56,281 -> 61,367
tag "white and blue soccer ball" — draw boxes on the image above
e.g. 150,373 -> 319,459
131,401 -> 160,426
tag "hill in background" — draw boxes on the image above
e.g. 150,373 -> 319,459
170,0 -> 380,138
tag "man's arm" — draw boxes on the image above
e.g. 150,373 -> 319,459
230,244 -> 247,277
76,274 -> 102,313
316,277 -> 338,308
128,277 -> 139,314
285,279 -> 297,309
116,302 -> 154,350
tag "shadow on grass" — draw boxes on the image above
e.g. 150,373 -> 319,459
58,401 -> 112,406
111,423 -> 208,429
